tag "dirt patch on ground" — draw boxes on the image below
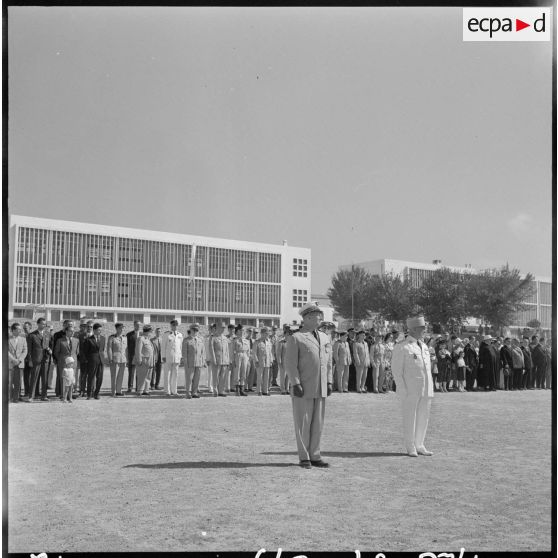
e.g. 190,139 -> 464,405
7,374 -> 552,553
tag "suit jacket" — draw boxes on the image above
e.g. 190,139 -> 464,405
53,335 -> 79,368
478,342 -> 495,374
285,330 -> 333,399
51,330 -> 67,363
126,330 -> 142,364
464,345 -> 478,370
254,338 -> 274,367
210,335 -> 230,366
76,331 -> 91,363
107,334 -> 127,364
531,343 -> 547,369
333,340 -> 352,366
135,335 -> 154,367
161,331 -> 183,363
391,336 -> 433,399
500,345 -> 514,369
8,335 -> 28,369
353,341 -> 370,367
27,329 -> 52,366
275,339 -> 287,366
151,336 -> 162,365
183,335 -> 206,368
83,335 -> 107,365
520,345 -> 532,370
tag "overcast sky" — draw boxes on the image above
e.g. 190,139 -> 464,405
8,7 -> 553,293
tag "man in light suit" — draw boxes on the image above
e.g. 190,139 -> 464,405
8,323 -> 28,403
183,324 -> 206,398
161,320 -> 183,396
209,322 -> 231,397
391,316 -> 434,457
53,321 -> 80,400
254,326 -> 274,396
285,302 -> 333,469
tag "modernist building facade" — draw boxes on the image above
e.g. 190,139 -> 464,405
342,258 -> 552,330
9,215 -> 312,327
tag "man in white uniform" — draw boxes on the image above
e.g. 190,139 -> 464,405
391,316 -> 434,457
161,319 -> 183,396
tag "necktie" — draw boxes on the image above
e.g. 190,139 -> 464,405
312,330 -> 320,344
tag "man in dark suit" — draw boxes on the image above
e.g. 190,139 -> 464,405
83,323 -> 107,399
51,320 -> 71,398
150,327 -> 163,390
126,320 -> 142,392
530,335 -> 547,389
478,335 -> 496,391
77,321 -> 93,397
520,337 -> 532,390
500,338 -> 514,391
347,328 -> 357,392
28,318 -> 53,401
463,337 -> 478,391
53,320 -> 80,400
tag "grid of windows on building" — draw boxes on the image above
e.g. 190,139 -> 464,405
180,316 -> 206,325
116,313 -> 144,323
293,258 -> 308,277
292,289 -> 308,308
14,226 -> 284,317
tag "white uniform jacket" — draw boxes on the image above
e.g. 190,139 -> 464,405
391,336 -> 434,399
333,340 -> 352,366
254,338 -> 274,367
183,335 -> 206,368
210,335 -> 231,366
161,331 -> 183,364
353,341 -> 370,367
285,330 -> 333,399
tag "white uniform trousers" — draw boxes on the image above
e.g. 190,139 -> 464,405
233,354 -> 249,387
164,362 -> 179,395
185,366 -> 201,396
400,392 -> 432,453
215,365 -> 229,395
136,363 -> 152,394
109,362 -> 126,396
335,363 -> 349,392
356,365 -> 368,391
256,366 -> 270,394
291,396 -> 326,462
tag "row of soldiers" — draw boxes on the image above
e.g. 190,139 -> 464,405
7,316 -> 552,403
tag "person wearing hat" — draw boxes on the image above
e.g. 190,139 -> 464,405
254,326 -> 274,395
183,324 -> 206,398
333,331 -> 351,393
478,335 -> 497,391
285,302 -> 333,469
209,322 -> 231,397
390,316 -> 434,457
161,319 -> 183,396
107,323 -> 127,397
135,325 -> 155,396
231,324 -> 250,396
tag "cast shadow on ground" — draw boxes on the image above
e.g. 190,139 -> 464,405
260,451 -> 405,458
123,461 -> 298,469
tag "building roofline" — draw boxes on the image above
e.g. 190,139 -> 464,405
10,214 -> 310,254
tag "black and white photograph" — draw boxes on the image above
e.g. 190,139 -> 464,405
5,4 -> 555,554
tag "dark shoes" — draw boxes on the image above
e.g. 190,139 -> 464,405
299,460 -> 312,469
310,460 -> 330,468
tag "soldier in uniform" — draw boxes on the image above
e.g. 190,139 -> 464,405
209,322 -> 231,397
232,324 -> 250,396
107,323 -> 127,396
276,325 -> 292,395
135,325 -> 155,396
353,330 -> 370,393
254,326 -> 274,396
183,324 -> 206,399
126,320 -> 142,393
333,331 -> 352,392
161,319 -> 183,396
391,316 -> 434,457
285,302 -> 333,469
204,324 -> 216,394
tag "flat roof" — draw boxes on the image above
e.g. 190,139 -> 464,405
10,214 -> 310,254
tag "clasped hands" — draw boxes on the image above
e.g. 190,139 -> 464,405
292,383 -> 333,397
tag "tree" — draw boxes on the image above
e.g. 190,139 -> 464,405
368,273 -> 418,325
414,268 -> 471,330
327,266 -> 373,325
465,265 -> 536,335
